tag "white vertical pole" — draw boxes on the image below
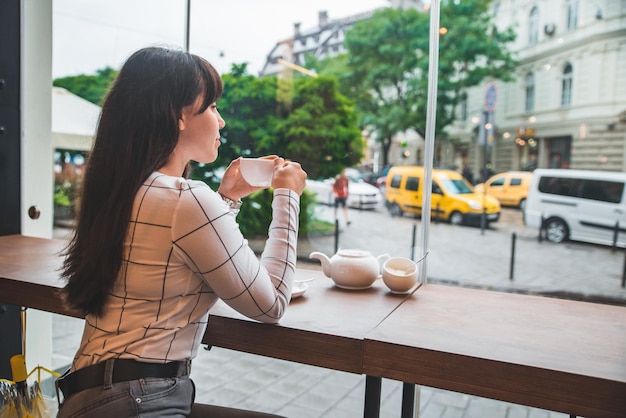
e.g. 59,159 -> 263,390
22,0 -> 54,372
418,0 -> 441,286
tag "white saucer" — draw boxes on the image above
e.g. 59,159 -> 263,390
291,282 -> 309,299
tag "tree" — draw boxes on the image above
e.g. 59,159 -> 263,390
341,1 -> 517,167
53,67 -> 117,105
272,75 -> 363,179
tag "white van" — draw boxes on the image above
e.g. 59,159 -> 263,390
524,169 -> 626,246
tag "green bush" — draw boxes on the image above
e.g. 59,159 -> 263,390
238,188 -> 331,237
189,162 -> 333,238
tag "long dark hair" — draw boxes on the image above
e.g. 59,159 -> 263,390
61,47 -> 223,316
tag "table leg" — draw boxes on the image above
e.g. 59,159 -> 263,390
364,375 -> 381,418
401,382 -> 415,418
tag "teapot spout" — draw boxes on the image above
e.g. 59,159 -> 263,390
309,251 -> 332,278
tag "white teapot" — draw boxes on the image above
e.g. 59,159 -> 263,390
309,249 -> 390,290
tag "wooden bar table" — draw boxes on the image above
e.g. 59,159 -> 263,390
0,235 -> 408,416
0,234 -> 80,317
203,270 -> 409,373
363,284 -> 626,418
203,270 -> 414,416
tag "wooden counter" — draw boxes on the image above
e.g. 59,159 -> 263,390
204,270 -> 411,374
0,234 -> 80,317
363,284 -> 626,418
2,234 -> 625,417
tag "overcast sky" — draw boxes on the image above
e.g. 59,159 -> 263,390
53,0 -> 390,78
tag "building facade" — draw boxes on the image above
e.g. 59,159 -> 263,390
450,0 -> 626,180
261,0 -> 626,177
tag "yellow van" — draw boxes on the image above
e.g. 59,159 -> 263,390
385,166 -> 501,225
474,171 -> 533,210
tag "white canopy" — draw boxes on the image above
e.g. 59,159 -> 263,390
52,86 -> 101,151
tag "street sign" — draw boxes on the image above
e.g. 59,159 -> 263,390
485,83 -> 497,111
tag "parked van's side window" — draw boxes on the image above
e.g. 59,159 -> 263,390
390,174 -> 402,189
538,176 -> 580,197
406,176 -> 419,191
538,176 -> 624,203
581,180 -> 623,203
510,178 -> 522,186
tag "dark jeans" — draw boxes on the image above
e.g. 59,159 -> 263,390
57,366 -> 194,417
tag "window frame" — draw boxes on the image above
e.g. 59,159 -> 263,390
561,63 -> 573,107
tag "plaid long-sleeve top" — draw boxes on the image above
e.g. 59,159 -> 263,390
72,172 -> 300,369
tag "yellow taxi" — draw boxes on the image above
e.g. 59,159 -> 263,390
474,171 -> 534,210
385,166 -> 501,226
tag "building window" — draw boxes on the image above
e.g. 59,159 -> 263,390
529,6 -> 539,44
525,72 -> 535,112
566,0 -> 578,30
561,63 -> 573,107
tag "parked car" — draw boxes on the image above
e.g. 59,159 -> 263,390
305,176 -> 383,210
384,166 -> 501,226
524,169 -> 626,246
474,171 -> 533,210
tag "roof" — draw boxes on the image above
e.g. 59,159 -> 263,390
52,86 -> 101,151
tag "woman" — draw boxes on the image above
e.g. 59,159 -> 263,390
56,46 -> 307,417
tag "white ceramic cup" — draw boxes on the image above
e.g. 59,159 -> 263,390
240,158 -> 274,187
381,257 -> 419,294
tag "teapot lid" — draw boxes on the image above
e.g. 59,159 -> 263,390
337,249 -> 372,257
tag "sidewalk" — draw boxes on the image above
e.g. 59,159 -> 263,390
51,206 -> 624,417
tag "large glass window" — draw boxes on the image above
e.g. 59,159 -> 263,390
42,2 -> 623,415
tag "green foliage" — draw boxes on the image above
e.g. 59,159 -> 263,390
339,1 -> 518,166
54,188 -> 71,207
273,76 -> 363,179
192,65 -> 362,181
53,67 -> 117,105
216,63 -> 281,168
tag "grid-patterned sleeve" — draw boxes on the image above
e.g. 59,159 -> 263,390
172,181 -> 300,323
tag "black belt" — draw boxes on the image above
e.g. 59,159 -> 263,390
57,359 -> 190,400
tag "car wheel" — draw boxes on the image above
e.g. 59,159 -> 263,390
519,198 -> 526,211
449,211 -> 464,225
544,218 -> 568,243
389,203 -> 403,217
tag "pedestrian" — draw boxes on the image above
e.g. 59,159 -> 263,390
56,46 -> 307,417
333,168 -> 351,225
461,164 -> 474,185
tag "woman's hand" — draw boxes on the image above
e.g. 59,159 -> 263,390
218,156 -> 278,201
218,156 -> 307,200
272,160 -> 307,195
